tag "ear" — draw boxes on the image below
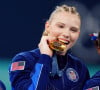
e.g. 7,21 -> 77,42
45,21 -> 50,32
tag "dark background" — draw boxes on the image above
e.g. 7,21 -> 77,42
0,0 -> 100,89
0,0 -> 100,58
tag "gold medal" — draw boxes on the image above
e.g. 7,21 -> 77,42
49,40 -> 67,52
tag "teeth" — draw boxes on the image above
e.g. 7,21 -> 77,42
59,39 -> 69,45
64,42 -> 69,45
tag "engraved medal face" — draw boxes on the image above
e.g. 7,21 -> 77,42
49,40 -> 67,52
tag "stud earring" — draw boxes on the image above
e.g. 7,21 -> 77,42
43,31 -> 48,36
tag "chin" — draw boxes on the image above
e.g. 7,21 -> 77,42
56,51 -> 67,56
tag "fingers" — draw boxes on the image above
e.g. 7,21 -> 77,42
38,36 -> 53,57
38,36 -> 48,50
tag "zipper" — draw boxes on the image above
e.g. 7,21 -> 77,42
62,72 -> 65,89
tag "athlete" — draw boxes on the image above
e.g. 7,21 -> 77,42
9,4 -> 90,90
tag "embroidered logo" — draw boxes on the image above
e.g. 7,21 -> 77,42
66,68 -> 79,82
86,86 -> 99,90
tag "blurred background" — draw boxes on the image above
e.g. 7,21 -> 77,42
0,0 -> 100,89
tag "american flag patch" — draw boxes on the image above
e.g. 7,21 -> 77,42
86,86 -> 99,90
10,61 -> 25,71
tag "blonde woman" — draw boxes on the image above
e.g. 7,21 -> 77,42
9,4 -> 89,90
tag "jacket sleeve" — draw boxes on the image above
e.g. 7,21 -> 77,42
83,71 -> 100,90
9,53 -> 52,90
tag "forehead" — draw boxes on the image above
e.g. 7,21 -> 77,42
50,11 -> 80,26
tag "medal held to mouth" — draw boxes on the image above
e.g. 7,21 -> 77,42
48,40 -> 67,52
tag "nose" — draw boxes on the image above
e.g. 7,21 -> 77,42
62,30 -> 70,39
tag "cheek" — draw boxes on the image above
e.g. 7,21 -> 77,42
49,30 -> 60,37
48,25 -> 62,37
71,34 -> 80,42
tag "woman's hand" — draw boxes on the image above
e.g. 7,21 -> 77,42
38,36 -> 56,57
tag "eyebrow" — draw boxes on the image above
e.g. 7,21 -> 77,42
56,22 -> 65,25
56,22 -> 80,29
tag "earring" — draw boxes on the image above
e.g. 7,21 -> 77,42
43,31 -> 48,36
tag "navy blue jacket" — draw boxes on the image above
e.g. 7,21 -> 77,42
83,71 -> 100,90
0,80 -> 6,90
9,48 -> 89,90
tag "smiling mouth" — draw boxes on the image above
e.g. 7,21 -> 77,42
49,39 -> 68,52
64,41 -> 70,45
58,38 -> 70,45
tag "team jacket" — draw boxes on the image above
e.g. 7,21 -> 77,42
9,48 -> 90,90
83,71 -> 100,90
0,80 -> 6,90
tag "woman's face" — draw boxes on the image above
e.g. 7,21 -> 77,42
45,11 -> 81,55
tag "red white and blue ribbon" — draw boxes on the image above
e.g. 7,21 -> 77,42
89,33 -> 99,40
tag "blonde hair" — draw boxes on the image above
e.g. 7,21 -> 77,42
48,4 -> 80,23
43,4 -> 80,36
